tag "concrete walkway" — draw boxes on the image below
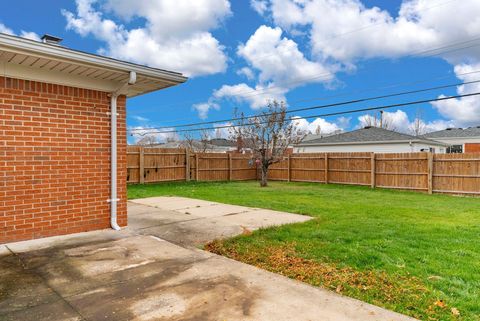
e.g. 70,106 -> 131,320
0,197 -> 417,321
129,196 -> 311,247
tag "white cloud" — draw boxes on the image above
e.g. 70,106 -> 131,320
129,126 -> 177,144
0,22 -> 40,41
0,23 -> 14,35
131,115 -> 149,122
193,101 -> 220,119
336,116 -> 352,129
265,0 -> 480,66
357,109 -> 454,134
237,25 -> 335,88
19,31 -> 41,41
291,116 -> 343,134
431,63 -> 480,127
213,83 -> 287,110
198,25 -> 336,114
253,0 -> 480,129
236,67 -> 255,80
250,0 -> 269,15
62,0 -> 231,77
212,122 -> 234,139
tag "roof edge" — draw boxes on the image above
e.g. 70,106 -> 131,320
296,139 -> 449,147
0,33 -> 187,84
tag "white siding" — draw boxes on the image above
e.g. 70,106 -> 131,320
426,137 -> 480,153
295,142 -> 446,153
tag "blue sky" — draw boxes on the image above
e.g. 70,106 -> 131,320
1,0 -> 480,143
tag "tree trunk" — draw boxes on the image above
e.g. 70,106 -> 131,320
260,164 -> 268,187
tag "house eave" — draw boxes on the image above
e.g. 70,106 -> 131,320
0,33 -> 187,97
296,139 -> 449,147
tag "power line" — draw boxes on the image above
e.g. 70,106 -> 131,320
135,34 -> 480,114
225,0 -> 459,70
132,91 -> 480,135
138,68 -> 480,125
130,78 -> 480,131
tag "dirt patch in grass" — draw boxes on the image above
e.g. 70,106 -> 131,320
205,240 -> 463,321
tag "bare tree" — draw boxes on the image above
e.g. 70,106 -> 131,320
409,108 -> 427,136
181,132 -> 197,153
136,135 -> 158,146
181,129 -> 212,153
230,101 -> 305,187
199,129 -> 212,153
360,111 -> 396,131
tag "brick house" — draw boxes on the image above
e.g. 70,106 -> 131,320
0,33 -> 186,243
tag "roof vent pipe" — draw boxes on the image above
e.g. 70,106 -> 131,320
41,34 -> 63,45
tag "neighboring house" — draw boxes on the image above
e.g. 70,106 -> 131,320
0,33 -> 187,243
208,138 -> 237,149
143,140 -> 234,153
139,138 -> 240,153
421,127 -> 480,153
302,130 -> 343,142
294,126 -> 448,153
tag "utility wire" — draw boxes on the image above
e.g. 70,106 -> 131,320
137,33 -> 480,113
139,69 -> 480,125
130,78 -> 480,131
132,91 -> 480,135
222,0 -> 459,71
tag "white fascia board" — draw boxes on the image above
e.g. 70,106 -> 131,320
0,33 -> 187,85
427,136 -> 480,142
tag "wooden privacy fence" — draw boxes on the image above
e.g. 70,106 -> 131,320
127,147 -> 257,184
127,147 -> 480,196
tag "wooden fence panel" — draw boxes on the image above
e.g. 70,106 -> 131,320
143,148 -> 186,183
127,147 -> 479,196
290,153 -> 326,182
127,146 -> 141,184
433,153 -> 480,195
268,158 -> 289,181
197,153 -> 229,181
374,153 -> 428,191
327,152 -> 371,186
231,154 -> 257,181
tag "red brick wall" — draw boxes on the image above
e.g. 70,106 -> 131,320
465,143 -> 480,153
0,77 -> 127,244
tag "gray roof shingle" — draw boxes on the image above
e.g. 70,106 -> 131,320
422,127 -> 480,138
297,126 -> 445,145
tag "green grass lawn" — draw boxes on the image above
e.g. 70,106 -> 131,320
128,181 -> 480,321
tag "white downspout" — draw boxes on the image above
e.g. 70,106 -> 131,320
109,71 -> 136,231
110,93 -> 121,230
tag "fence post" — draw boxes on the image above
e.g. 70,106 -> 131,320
139,146 -> 145,184
370,152 -> 376,188
228,153 -> 232,181
195,153 -> 199,181
427,152 -> 433,194
185,149 -> 190,181
324,153 -> 329,184
287,154 -> 291,182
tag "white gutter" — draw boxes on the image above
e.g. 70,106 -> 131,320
109,71 -> 136,231
0,32 -> 187,84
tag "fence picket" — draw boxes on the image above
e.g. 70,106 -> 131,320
126,147 -> 480,196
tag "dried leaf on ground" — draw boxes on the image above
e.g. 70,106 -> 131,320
451,307 -> 460,316
434,300 -> 446,308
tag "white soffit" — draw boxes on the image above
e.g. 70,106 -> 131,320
0,33 -> 187,97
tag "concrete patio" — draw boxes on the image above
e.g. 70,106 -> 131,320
0,197 -> 417,321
